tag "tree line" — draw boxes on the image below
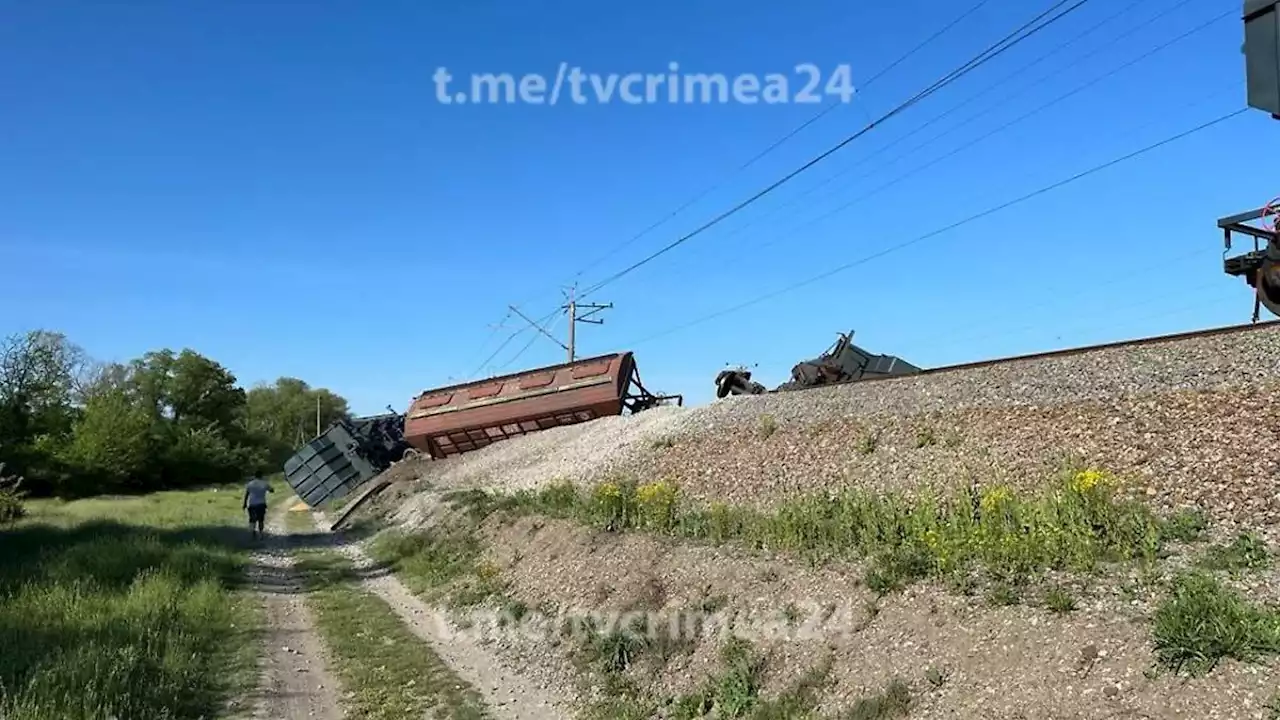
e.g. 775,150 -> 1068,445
0,330 -> 353,497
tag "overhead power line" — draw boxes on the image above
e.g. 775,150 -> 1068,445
461,0 -> 1047,375
497,310 -> 566,373
466,307 -> 561,380
576,0 -> 1093,300
618,106 -> 1248,348
741,1 -> 1234,255
458,308 -> 513,379
461,0 -> 1192,381
562,0 -> 996,285
711,0 -> 1184,246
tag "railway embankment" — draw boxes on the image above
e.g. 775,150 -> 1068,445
345,322 -> 1280,718
393,322 -> 1280,530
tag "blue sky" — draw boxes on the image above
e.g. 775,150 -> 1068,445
1,0 -> 1276,414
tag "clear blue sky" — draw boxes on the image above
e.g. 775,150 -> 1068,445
2,0 -> 1276,414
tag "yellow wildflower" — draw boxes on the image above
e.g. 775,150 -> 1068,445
980,486 -> 1012,513
1071,469 -> 1112,494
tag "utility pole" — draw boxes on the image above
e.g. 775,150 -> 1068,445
504,286 -> 613,367
562,284 -> 612,362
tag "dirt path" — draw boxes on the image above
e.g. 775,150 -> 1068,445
242,506 -> 345,720
311,510 -> 576,720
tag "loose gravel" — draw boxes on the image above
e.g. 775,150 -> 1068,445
393,323 -> 1280,531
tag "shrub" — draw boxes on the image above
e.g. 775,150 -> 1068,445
758,415 -> 778,439
846,678 -> 912,720
0,462 -> 26,524
592,480 -> 639,530
855,432 -> 879,455
636,480 -> 679,532
986,583 -> 1020,606
914,426 -> 937,448
671,638 -> 765,719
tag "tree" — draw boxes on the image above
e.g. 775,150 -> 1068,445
0,331 -> 91,488
0,330 -> 91,414
245,378 -> 351,465
0,329 -> 349,497
59,386 -> 156,494
121,348 -> 263,487
126,349 -> 246,428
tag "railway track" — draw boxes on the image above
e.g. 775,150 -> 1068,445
780,319 -> 1280,395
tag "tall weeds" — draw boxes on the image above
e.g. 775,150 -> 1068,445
446,468 -> 1165,592
0,486 -> 259,720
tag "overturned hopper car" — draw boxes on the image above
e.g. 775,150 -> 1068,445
404,351 -> 681,459
282,412 -> 410,507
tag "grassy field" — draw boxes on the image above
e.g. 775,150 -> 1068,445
0,485 -> 263,720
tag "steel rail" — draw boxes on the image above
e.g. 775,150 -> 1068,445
759,320 -> 1280,395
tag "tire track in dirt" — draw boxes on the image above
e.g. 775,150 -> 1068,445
310,510 -> 576,720
242,505 -> 346,720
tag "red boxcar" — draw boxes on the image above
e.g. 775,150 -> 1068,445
403,351 -> 679,459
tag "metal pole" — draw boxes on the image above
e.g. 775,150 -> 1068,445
567,291 -> 576,363
316,396 -> 321,436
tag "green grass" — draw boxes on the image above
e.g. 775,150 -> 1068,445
1152,571 -> 1280,675
985,583 -> 1020,607
1197,533 -> 1270,573
1043,586 -> 1077,614
0,485 -> 262,720
842,679 -> 912,720
366,524 -> 508,608
444,467 -> 1165,594
1159,508 -> 1209,543
668,640 -> 835,720
293,547 -> 489,720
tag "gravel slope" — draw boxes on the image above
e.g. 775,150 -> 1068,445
369,325 -> 1280,719
389,497 -> 1280,720
393,323 -> 1280,530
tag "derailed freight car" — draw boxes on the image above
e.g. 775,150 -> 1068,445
403,351 -> 681,459
282,412 -> 410,507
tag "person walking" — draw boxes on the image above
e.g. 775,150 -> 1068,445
243,475 -> 274,539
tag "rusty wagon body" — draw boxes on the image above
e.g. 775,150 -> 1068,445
403,351 -> 680,460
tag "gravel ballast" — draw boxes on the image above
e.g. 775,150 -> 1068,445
393,323 -> 1280,529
